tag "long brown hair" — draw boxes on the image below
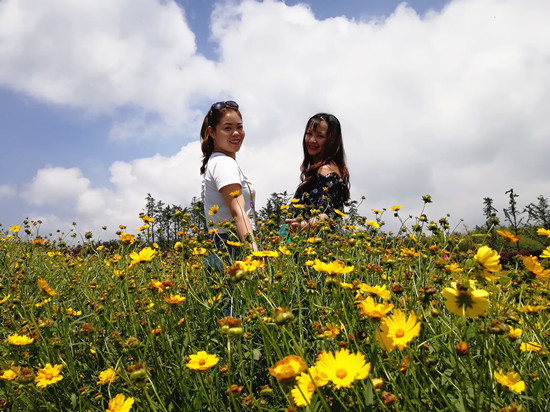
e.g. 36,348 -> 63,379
298,113 -> 350,200
200,105 -> 242,174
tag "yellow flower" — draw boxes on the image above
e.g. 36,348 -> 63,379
162,295 -> 187,305
474,246 -> 502,280
174,242 -> 183,251
390,205 -> 403,211
35,363 -> 63,389
371,377 -> 385,389
323,323 -> 341,340
9,224 -> 21,232
0,366 -> 20,381
278,246 -> 291,255
280,204 -> 290,210
97,368 -> 118,385
339,282 -> 353,289
118,232 -> 135,243
371,209 -> 383,214
0,294 -> 10,305
520,341 -> 543,353
290,366 -> 329,407
290,198 -> 300,203
312,259 -> 354,275
494,369 -> 525,393
357,296 -> 394,319
229,190 -> 241,198
441,281 -> 489,318
496,230 -> 520,243
376,310 -> 421,352
235,257 -> 264,272
536,228 -> 550,238
193,247 -> 207,255
268,355 -> 307,382
186,351 -> 219,371
7,333 -> 34,346
508,327 -> 523,339
334,209 -> 347,217
226,241 -> 242,247
129,247 -> 156,267
150,278 -> 164,293
35,298 -> 52,307
251,250 -> 279,258
357,284 -> 391,301
522,255 -> 550,280
208,292 -> 222,305
106,393 -> 135,412
367,220 -> 380,228
37,278 -> 57,296
315,349 -> 371,389
444,263 -> 463,273
140,214 -> 154,223
66,307 -> 81,316
520,305 -> 547,313
208,205 -> 219,215
540,247 -> 550,259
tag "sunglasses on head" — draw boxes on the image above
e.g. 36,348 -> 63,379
211,100 -> 239,110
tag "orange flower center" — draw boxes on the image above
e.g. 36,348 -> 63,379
45,372 -> 54,380
199,359 -> 206,365
335,368 -> 348,379
395,329 -> 405,338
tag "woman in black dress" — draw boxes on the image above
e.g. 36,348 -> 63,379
286,113 -> 350,231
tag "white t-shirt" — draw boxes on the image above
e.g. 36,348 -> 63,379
202,152 -> 256,233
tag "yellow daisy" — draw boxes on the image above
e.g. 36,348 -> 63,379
494,369 -> 525,393
441,281 -> 489,318
106,393 -> 135,412
268,355 -> 307,383
186,351 -> 219,371
474,246 -> 502,280
376,309 -> 421,352
7,333 -> 34,346
315,349 -> 370,389
357,296 -> 394,319
290,366 -> 329,406
35,363 -> 63,389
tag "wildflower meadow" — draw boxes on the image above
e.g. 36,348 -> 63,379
1,196 -> 549,411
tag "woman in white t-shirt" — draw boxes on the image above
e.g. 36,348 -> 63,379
200,100 -> 257,264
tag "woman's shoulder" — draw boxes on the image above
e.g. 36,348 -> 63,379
317,163 -> 341,177
208,152 -> 238,167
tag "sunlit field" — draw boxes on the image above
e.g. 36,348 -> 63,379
1,198 -> 549,411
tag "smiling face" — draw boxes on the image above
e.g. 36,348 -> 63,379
208,110 -> 244,159
304,120 -> 328,163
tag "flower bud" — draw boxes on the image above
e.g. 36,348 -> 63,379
273,307 -> 294,325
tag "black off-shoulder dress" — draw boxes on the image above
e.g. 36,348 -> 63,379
292,173 -> 347,217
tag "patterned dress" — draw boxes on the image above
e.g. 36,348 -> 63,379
292,173 -> 347,217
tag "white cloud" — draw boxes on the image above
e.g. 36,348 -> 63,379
2,0 -> 550,238
0,185 -> 16,199
23,167 -> 90,206
20,143 -> 202,237
0,0 -> 215,139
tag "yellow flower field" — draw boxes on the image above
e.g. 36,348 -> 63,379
0,200 -> 549,411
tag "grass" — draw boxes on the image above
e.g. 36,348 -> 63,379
0,201 -> 549,411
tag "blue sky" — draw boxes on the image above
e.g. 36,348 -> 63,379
1,0 -> 549,241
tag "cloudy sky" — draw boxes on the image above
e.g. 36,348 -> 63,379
1,0 -> 548,241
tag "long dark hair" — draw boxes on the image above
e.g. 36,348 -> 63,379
200,105 -> 242,174
298,113 -> 350,200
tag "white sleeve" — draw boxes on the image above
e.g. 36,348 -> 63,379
209,155 -> 242,191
